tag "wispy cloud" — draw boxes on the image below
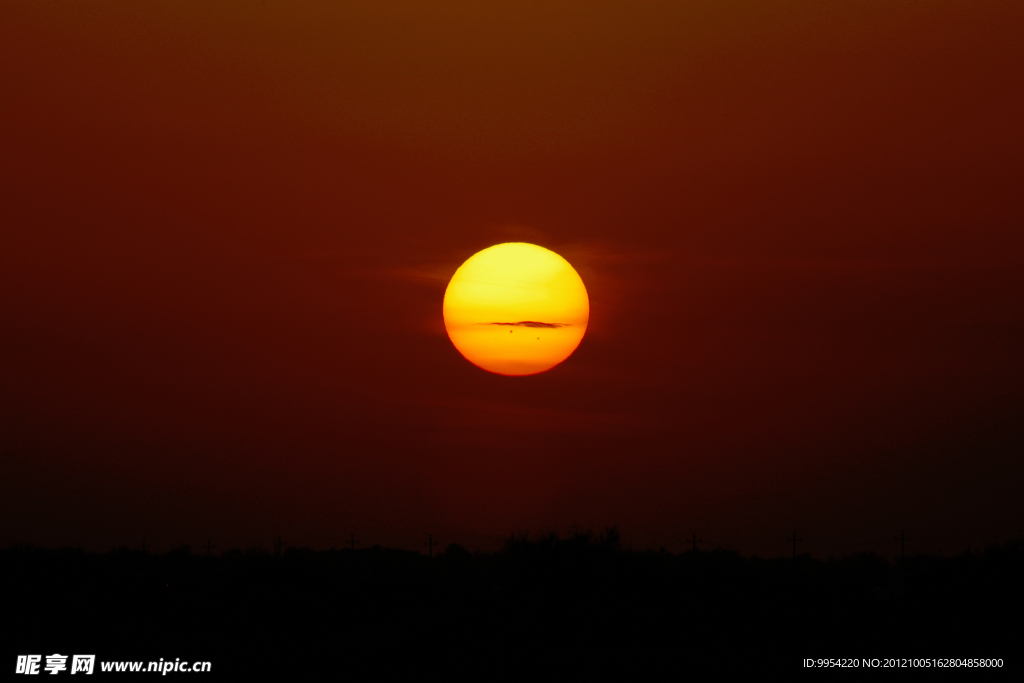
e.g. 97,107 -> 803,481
483,321 -> 568,328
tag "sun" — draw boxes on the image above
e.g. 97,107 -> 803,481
443,243 -> 589,376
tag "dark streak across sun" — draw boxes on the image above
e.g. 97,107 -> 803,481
484,321 -> 567,328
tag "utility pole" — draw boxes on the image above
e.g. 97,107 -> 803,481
689,531 -> 701,554
205,538 -> 215,557
349,533 -> 358,552
425,535 -> 437,558
790,531 -> 803,560
895,530 -> 908,564
274,536 -> 286,557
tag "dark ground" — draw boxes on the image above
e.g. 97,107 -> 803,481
4,532 -> 1021,677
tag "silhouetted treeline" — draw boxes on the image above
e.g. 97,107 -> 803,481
4,532 -> 1022,676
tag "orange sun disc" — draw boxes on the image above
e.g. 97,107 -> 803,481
443,243 -> 589,376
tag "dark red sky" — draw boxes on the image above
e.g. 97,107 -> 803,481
3,1 -> 1022,557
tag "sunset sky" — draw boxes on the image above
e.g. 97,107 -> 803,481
3,1 -> 1022,558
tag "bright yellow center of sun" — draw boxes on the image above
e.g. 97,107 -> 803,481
443,243 -> 589,376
